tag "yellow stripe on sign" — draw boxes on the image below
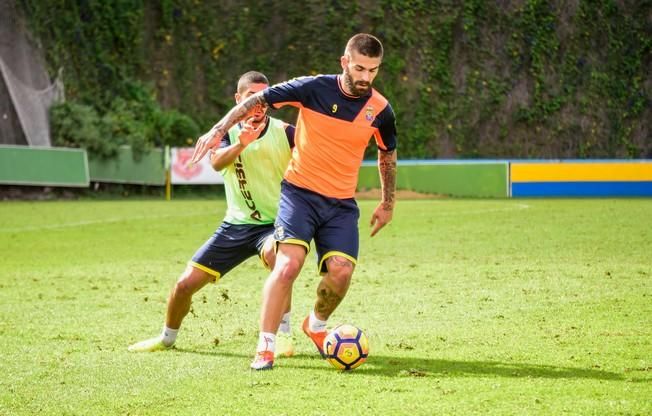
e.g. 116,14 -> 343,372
511,162 -> 652,182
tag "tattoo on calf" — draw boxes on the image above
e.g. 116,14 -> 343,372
315,280 -> 343,316
315,257 -> 353,316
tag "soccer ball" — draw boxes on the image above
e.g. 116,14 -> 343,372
322,324 -> 369,370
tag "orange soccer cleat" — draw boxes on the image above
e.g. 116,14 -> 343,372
302,316 -> 327,358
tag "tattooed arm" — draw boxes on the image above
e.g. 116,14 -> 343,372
191,92 -> 268,164
369,149 -> 397,237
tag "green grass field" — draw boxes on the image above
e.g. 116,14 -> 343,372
1,198 -> 650,415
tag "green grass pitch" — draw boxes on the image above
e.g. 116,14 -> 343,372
1,198 -> 650,415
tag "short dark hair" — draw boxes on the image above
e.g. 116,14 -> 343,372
345,33 -> 384,59
237,71 -> 269,93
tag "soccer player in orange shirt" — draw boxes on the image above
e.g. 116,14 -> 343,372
192,33 -> 397,370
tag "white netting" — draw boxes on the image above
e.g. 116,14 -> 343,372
0,0 -> 64,147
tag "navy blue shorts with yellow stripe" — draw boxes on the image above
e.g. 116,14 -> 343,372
274,180 -> 360,274
190,222 -> 274,281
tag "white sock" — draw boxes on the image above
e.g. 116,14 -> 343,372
279,312 -> 291,335
161,326 -> 178,347
309,310 -> 327,333
257,332 -> 276,353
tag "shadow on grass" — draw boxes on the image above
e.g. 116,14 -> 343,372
358,355 -> 629,381
174,348 -> 645,382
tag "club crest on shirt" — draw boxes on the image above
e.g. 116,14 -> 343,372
274,225 -> 285,240
331,104 -> 338,113
365,106 -> 374,121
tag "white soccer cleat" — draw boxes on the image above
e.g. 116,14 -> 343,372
128,337 -> 171,352
274,333 -> 295,358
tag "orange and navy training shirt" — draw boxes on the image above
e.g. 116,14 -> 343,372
263,74 -> 397,199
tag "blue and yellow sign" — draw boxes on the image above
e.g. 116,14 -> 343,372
510,161 -> 652,197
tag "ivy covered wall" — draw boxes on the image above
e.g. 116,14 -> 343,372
22,0 -> 651,158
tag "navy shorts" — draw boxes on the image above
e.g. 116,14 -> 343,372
274,180 -> 360,273
190,222 -> 274,280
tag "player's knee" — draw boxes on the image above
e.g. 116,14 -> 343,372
173,278 -> 196,298
174,268 -> 211,298
325,256 -> 354,285
274,256 -> 302,284
326,271 -> 352,290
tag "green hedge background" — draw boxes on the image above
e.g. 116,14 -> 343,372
22,0 -> 651,159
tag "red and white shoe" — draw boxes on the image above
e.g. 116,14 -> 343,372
250,350 -> 274,371
302,316 -> 327,358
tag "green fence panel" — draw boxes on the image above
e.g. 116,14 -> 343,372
0,145 -> 89,187
358,161 -> 508,198
88,146 -> 166,185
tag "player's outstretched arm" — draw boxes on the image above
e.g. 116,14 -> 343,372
191,93 -> 268,164
370,149 -> 397,237
209,117 -> 264,171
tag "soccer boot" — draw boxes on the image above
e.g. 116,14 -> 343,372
302,316 -> 327,358
274,333 -> 295,358
250,350 -> 274,370
127,336 -> 171,352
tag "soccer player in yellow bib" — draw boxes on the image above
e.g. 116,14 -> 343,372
128,71 -> 296,357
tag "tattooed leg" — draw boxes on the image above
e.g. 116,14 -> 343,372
314,256 -> 354,320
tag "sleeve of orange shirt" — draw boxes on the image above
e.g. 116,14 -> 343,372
373,103 -> 397,153
263,76 -> 315,109
284,124 -> 296,149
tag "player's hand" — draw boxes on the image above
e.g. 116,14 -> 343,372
369,203 -> 393,237
191,129 -> 221,164
238,117 -> 264,147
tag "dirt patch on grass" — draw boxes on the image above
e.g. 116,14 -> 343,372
355,188 -> 445,200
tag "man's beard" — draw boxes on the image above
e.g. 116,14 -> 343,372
343,69 -> 370,97
251,103 -> 268,123
251,114 -> 268,127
